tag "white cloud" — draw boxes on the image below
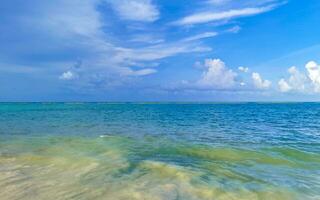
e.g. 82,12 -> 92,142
129,34 -> 164,44
167,58 -> 279,93
115,43 -> 212,62
19,0 -> 212,86
238,66 -> 249,72
133,68 -> 157,76
59,71 -> 76,80
182,32 -> 218,42
175,5 -> 275,25
227,25 -> 241,33
197,59 -> 237,89
277,62 -> 320,93
240,82 -> 246,86
278,79 -> 291,92
121,68 -> 157,76
305,61 -> 320,92
278,66 -> 307,93
207,0 -> 231,5
37,0 -> 103,38
252,72 -> 271,89
3,0 -> 286,94
108,0 -> 159,22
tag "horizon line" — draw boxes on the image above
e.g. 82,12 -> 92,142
1,101 -> 320,104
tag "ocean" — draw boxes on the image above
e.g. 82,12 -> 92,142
0,103 -> 319,199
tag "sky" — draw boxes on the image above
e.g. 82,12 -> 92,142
1,0 -> 320,102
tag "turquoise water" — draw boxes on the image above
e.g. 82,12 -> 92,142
0,103 -> 319,199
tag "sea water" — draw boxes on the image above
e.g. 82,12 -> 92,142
0,103 -> 319,199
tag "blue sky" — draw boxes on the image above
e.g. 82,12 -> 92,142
1,0 -> 320,101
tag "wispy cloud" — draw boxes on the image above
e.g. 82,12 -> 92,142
0,0 -> 294,99
207,0 -> 231,5
36,0 -> 104,38
114,42 -> 212,63
108,0 -> 159,22
2,0 -> 216,85
174,4 -> 276,26
122,68 -> 157,76
129,34 -> 164,44
226,25 -> 241,33
182,32 -> 218,42
0,0 -> 164,88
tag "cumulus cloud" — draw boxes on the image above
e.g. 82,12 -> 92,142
305,61 -> 320,92
171,58 -> 275,92
238,66 -> 249,72
278,66 -> 307,93
165,59 -> 239,91
196,59 -> 237,89
165,58 -> 281,93
278,79 -> 291,92
108,0 -> 159,22
252,72 -> 271,89
175,5 -> 275,25
59,71 -> 76,80
277,61 -> 320,93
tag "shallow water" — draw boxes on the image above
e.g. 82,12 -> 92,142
0,103 -> 319,199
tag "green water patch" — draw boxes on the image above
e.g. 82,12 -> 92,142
0,134 -> 317,199
127,138 -> 314,170
264,146 -> 320,163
